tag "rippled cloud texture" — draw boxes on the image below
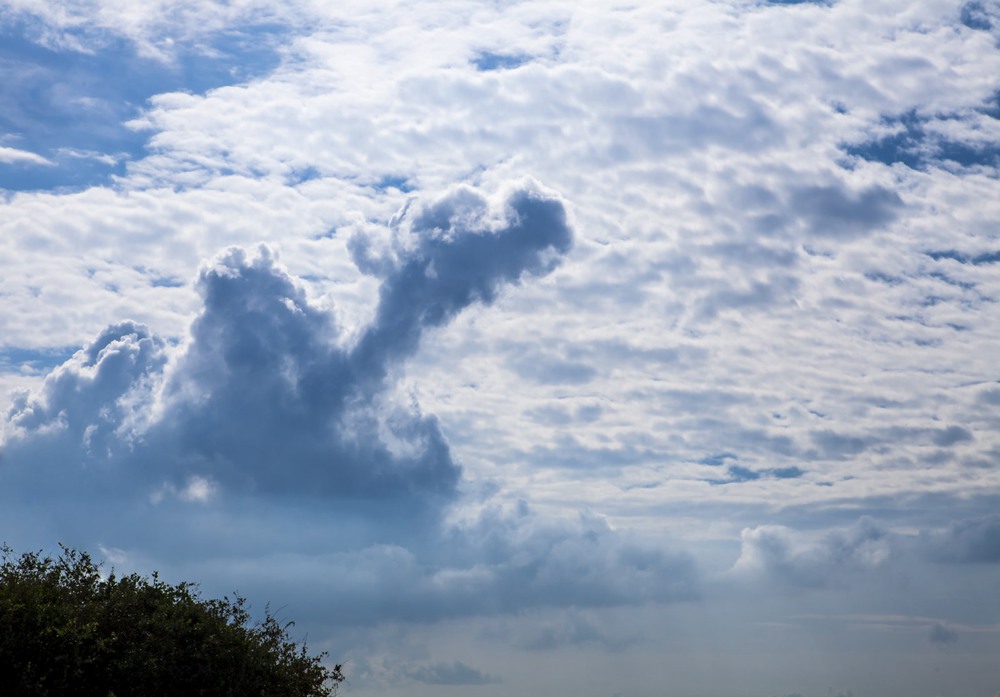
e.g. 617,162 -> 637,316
2,1 -> 1000,696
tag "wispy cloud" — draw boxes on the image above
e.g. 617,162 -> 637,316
0,146 -> 53,166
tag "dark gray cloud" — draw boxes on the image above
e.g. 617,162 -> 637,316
3,182 -> 572,508
349,184 -> 572,375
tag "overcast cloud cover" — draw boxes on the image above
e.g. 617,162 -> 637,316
2,1 -> 1000,695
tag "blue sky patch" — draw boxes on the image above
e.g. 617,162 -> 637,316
0,20 -> 289,192
0,346 -> 77,374
472,52 -> 530,72
149,276 -> 187,288
707,464 -> 806,485
961,1 -> 993,30
925,249 -> 1000,265
728,465 -> 761,482
843,110 -> 1000,171
699,452 -> 739,466
770,466 -> 805,479
372,175 -> 415,193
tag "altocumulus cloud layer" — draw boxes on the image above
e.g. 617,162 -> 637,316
3,0 -> 1000,694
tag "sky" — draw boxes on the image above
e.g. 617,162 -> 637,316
1,1 -> 1000,695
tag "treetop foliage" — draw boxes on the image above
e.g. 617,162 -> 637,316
0,544 -> 344,697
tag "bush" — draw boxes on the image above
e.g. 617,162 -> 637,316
0,544 -> 344,697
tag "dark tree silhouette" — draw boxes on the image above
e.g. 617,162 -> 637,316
0,544 -> 344,697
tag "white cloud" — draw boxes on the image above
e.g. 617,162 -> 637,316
0,0 -> 315,59
151,475 -> 218,504
729,519 -> 895,588
0,146 -> 53,166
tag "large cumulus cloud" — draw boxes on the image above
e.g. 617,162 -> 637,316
0,180 -> 698,623
3,181 -> 569,506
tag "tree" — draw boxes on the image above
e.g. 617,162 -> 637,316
0,544 -> 344,697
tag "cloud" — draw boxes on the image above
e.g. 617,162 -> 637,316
789,183 -> 903,239
151,243 -> 453,502
403,660 -> 501,686
3,181 -> 570,509
961,2 -> 997,32
3,1 -> 1000,691
174,502 -> 698,628
2,320 -> 168,480
151,475 -> 218,504
808,430 -> 872,459
730,518 -> 893,588
348,181 -> 572,379
920,515 -> 1000,564
0,180 -> 698,623
727,513 -> 1000,610
0,146 -> 54,166
0,0 -> 305,60
843,110 -> 1000,171
509,354 -> 597,386
0,2 -> 297,192
437,505 -> 699,613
